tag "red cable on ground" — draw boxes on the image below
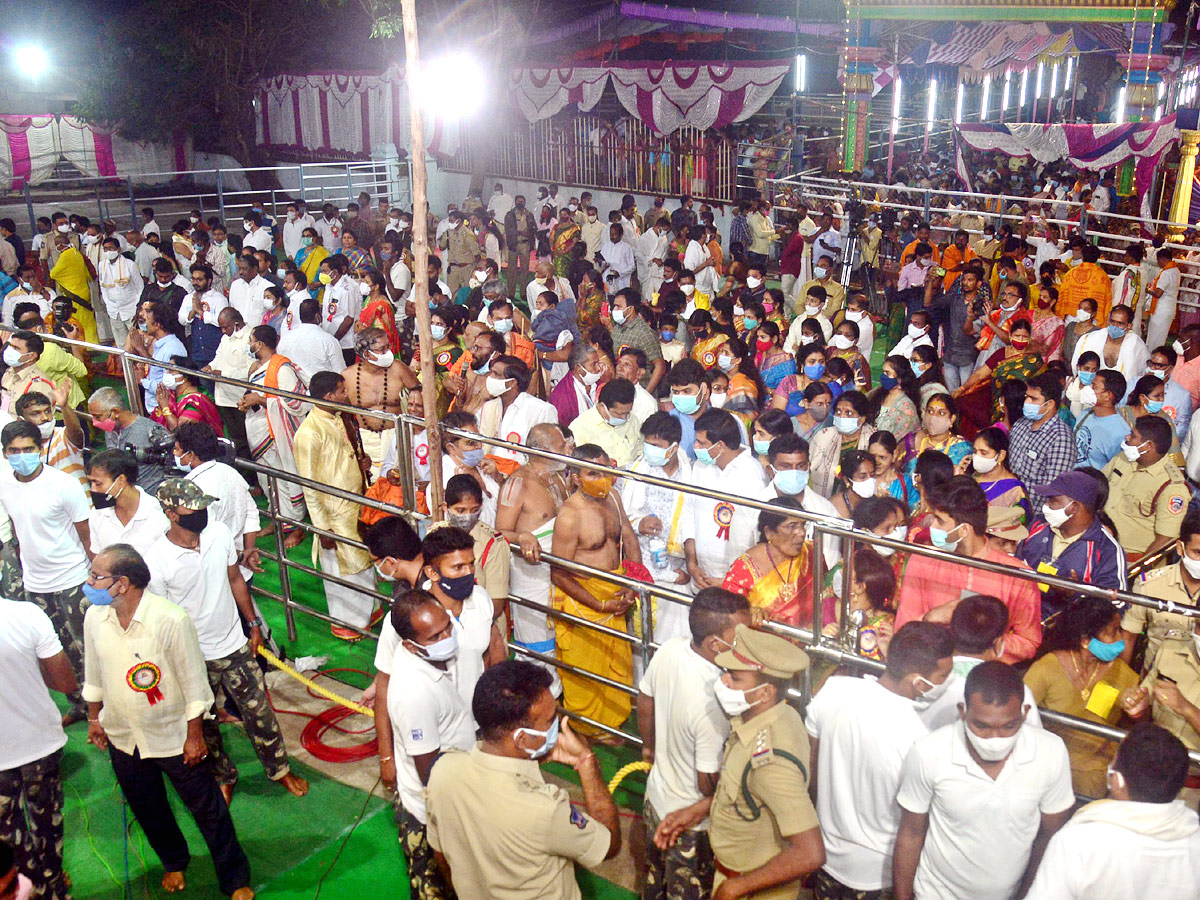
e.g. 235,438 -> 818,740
262,666 -> 379,763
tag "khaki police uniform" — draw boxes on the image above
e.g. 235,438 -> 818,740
425,745 -> 610,900
1102,454 -> 1189,559
1138,629 -> 1200,807
709,625 -> 820,900
1124,563 -> 1200,671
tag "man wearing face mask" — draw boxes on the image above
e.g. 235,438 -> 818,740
890,310 -> 934,361
342,326 -> 418,478
179,263 -> 230,368
1122,510 -> 1200,675
806,623 -> 954,899
1017,471 -> 1126,619
708,624 -> 824,900
438,474 -> 511,605
896,476 -> 1042,663
636,218 -> 671,300
897,241 -> 935,293
1073,368 -> 1131,468
437,412 -> 500,525
484,297 -> 536,369
0,331 -> 54,411
147,479 -> 307,804
1103,415 -> 1190,562
579,205 -> 605,264
783,286 -> 833,353
1007,373 -> 1078,519
683,409 -> 767,593
635,588 -> 752,899
13,389 -> 85,488
666,359 -> 747,460
96,236 -> 143,346
1070,303 -> 1148,398
893,661 -> 1074,900
919,596 -> 1043,731
382,590 -> 475,900
425,661 -> 621,899
480,355 -> 557,477
568,378 -> 641,468
503,196 -> 536,298
86,450 -> 170,557
800,253 -> 844,319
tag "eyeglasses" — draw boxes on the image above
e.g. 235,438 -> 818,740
89,572 -> 117,582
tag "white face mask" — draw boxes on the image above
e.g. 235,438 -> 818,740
580,368 -> 603,386
846,310 -> 866,322
1042,500 -> 1074,530
850,477 -> 876,499
972,454 -> 999,474
963,720 -> 1021,762
831,334 -> 854,351
486,375 -> 511,397
913,674 -> 951,705
1078,385 -> 1098,408
874,524 -> 908,557
713,678 -> 765,717
370,349 -> 395,368
746,276 -> 763,289
907,324 -> 927,340
1121,440 -> 1146,462
37,419 -> 55,441
805,304 -> 822,317
2,346 -> 25,367
681,284 -> 695,296
358,281 -> 371,296
733,304 -> 745,317
709,391 -> 728,409
1180,549 -> 1200,579
813,266 -> 828,279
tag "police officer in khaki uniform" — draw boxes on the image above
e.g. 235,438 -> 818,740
1121,510 -> 1200,671
708,625 -> 824,900
438,212 -> 483,295
1101,416 -> 1189,563
425,660 -> 619,900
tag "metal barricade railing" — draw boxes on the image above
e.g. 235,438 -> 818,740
41,333 -> 1200,767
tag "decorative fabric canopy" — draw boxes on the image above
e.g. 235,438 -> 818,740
0,116 -> 59,190
604,60 -> 791,135
956,115 -> 1180,196
509,67 -> 609,122
901,22 -> 1126,78
259,66 -> 403,157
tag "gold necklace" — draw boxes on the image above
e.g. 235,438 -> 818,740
1069,650 -> 1101,702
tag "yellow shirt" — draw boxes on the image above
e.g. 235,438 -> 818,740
37,342 -> 88,409
567,405 -> 643,468
293,406 -> 371,574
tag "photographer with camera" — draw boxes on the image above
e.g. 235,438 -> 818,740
87,386 -> 174,494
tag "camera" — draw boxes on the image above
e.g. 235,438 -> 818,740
124,437 -> 178,468
846,199 -> 867,229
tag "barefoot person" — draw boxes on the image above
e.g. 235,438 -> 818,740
550,443 -> 641,739
342,326 -> 417,478
495,422 -> 569,696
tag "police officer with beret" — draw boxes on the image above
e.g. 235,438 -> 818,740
708,624 -> 824,900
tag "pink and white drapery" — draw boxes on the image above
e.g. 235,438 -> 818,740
509,67 -> 609,122
956,115 -> 1180,198
59,116 -> 192,184
258,67 -> 400,156
0,116 -> 59,190
600,60 -> 790,135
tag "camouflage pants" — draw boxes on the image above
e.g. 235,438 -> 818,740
642,803 -> 714,900
203,645 -> 290,786
395,804 -> 455,900
25,578 -> 86,714
813,869 -> 893,900
0,750 -> 70,900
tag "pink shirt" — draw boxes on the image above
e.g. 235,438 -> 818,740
897,260 -> 929,292
1171,356 -> 1200,407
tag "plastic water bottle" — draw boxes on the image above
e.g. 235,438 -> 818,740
649,537 -> 668,571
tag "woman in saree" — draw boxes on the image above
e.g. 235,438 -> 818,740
722,496 -> 814,627
357,269 -> 400,354
1029,273 -> 1066,363
830,319 -> 872,391
902,393 -> 973,473
831,449 -> 877,520
550,211 -> 580,279
868,431 -> 919,512
261,284 -> 288,334
241,325 -> 309,546
792,381 -> 833,442
869,355 -> 922,442
911,345 -> 949,409
754,321 -> 794,393
152,355 -> 224,435
954,315 -> 1044,431
295,228 -> 329,302
971,426 -> 1030,522
751,409 -> 794,469
772,346 -> 827,415
714,335 -> 766,425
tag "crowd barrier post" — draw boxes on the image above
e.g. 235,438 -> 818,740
264,470 -> 300,642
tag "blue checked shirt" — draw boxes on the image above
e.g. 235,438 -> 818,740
1007,413 -> 1077,518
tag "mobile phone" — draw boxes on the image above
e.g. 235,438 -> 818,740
933,266 -> 947,278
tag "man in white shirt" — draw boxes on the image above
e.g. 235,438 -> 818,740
524,259 -> 575,305
2,266 -> 54,327
682,409 -> 767,588
890,310 -> 935,360
129,229 -> 160,281
482,357 -> 558,473
1145,248 -> 1181,352
81,545 -> 254,899
893,661 -> 1075,900
241,211 -> 272,254
379,234 -> 412,314
226,255 -> 269,324
637,587 -> 751,899
97,236 -> 144,346
598,224 -> 635,296
683,226 -> 719,300
278,297 -> 346,381
86,449 -> 171,558
636,218 -> 671,301
616,348 -> 658,423
139,207 -> 160,238
205,308 -> 254,460
0,595 -> 76,900
281,202 -> 315,261
807,623 -> 953,898
0,420 -> 91,719
487,183 -> 513,223
319,254 -> 361,364
386,591 -> 476,899
1026,724 -> 1200,900
920,595 -> 1043,731
148,479 -> 306,803
314,203 -> 342,250
580,206 -> 606,262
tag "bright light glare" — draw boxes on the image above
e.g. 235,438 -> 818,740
1035,61 -> 1044,100
1002,70 -> 1012,109
926,78 -> 937,132
796,54 -> 806,93
1065,56 -> 1074,91
1019,68 -> 1029,107
12,44 -> 48,78
1050,62 -> 1059,98
955,82 -> 964,124
891,76 -> 902,135
418,53 -> 486,118
980,74 -> 991,120
1116,86 -> 1127,124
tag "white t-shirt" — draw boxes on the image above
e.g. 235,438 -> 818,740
89,487 -> 170,558
1156,265 -> 1181,306
185,461 -> 260,580
146,522 -> 245,661
0,598 -> 67,769
387,646 -> 476,824
918,657 -> 1043,732
897,721 -> 1075,900
0,464 -> 90,592
806,675 -> 929,890
638,637 -> 728,823
243,227 -> 273,253
278,322 -> 346,382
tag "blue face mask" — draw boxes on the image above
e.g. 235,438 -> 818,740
431,324 -> 447,341
1022,400 -> 1045,420
1087,637 -> 1126,662
773,468 -> 809,496
833,415 -> 860,435
643,442 -> 672,467
753,438 -> 771,456
929,523 -> 962,552
910,360 -> 925,377
671,393 -> 701,415
1147,399 -> 1165,414
661,330 -> 675,342
695,446 -> 715,465
460,447 -> 485,467
514,716 -> 560,759
803,363 -> 825,380
6,451 -> 40,477
1107,324 -> 1128,340
1078,370 -> 1096,386
743,317 -> 759,331
880,373 -> 898,391
83,581 -> 117,606
493,318 -> 514,335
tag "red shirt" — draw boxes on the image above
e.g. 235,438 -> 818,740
781,232 -> 806,277
895,544 -> 1042,663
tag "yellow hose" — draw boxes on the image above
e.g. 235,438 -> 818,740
607,760 -> 651,793
256,646 -> 375,718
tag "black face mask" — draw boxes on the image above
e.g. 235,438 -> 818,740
91,490 -> 117,510
177,509 -> 209,534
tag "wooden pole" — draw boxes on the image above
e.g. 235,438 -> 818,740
401,0 -> 444,520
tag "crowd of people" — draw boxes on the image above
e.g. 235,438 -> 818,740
0,178 -> 1199,900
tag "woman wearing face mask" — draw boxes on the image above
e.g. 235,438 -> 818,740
868,431 -> 918,512
1029,274 -> 1065,363
1024,600 -> 1144,797
712,337 -> 765,423
1061,298 -> 1098,364
260,284 -> 288,334
1065,350 -> 1101,421
753,321 -> 793,394
791,381 -> 833,442
295,228 -> 329,300
911,344 -> 949,408
832,450 -> 877,519
869,355 -> 921,442
1123,374 -> 1186,467
722,497 -> 814,627
152,355 -> 224,434
819,546 -> 897,660
809,390 -> 875,498
734,298 -> 765,342
550,211 -> 580,279
771,346 -> 826,415
440,413 -> 499,527
830,320 -> 872,390
761,287 -> 787,330
903,394 -> 972,474
356,269 -> 400,354
751,409 -> 793,468
970,426 -> 1030,521
955,316 -> 1044,428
